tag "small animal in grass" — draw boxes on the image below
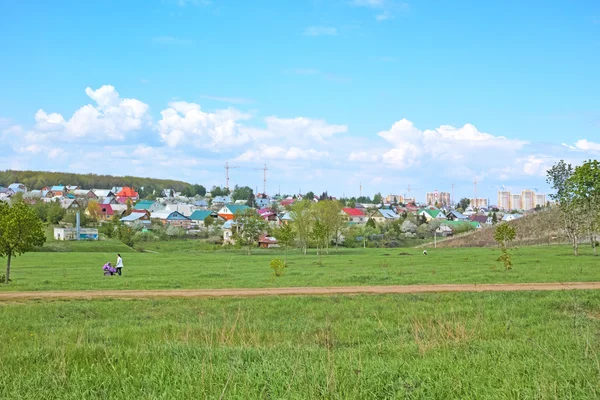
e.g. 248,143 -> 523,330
423,250 -> 428,255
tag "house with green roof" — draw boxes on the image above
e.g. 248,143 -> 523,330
134,200 -> 163,213
418,208 -> 446,222
218,204 -> 251,221
189,210 -> 217,227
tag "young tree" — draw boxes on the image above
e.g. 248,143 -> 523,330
569,160 -> 600,256
366,217 -> 376,229
547,160 -> 583,255
313,200 -> 344,253
233,209 -> 268,255
304,191 -> 315,201
0,202 -> 46,284
272,223 -> 296,265
494,223 -> 516,271
373,192 -> 383,204
492,212 -> 498,225
458,198 -> 470,211
204,215 -> 214,227
290,200 -> 314,255
232,185 -> 253,201
87,200 -> 101,223
311,220 -> 328,264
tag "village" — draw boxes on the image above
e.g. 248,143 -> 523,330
0,181 -> 542,247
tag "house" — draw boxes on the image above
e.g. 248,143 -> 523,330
222,220 -> 237,245
470,214 -> 491,225
218,204 -> 250,221
120,212 -> 150,226
50,185 -> 66,196
212,196 -> 232,206
280,212 -> 294,224
23,190 -> 42,200
342,208 -> 366,224
93,189 -> 115,199
134,200 -> 164,213
502,214 -> 523,222
189,210 -> 215,227
257,209 -> 280,224
66,185 -> 79,191
435,225 -> 454,237
0,188 -> 15,200
150,210 -> 191,228
116,187 -> 139,201
258,234 -> 278,249
255,197 -> 271,208
165,203 -> 194,217
111,204 -> 128,216
8,183 -> 27,193
95,204 -> 116,221
101,196 -> 120,205
72,189 -> 98,199
371,209 -> 399,224
60,199 -> 81,210
193,199 -> 209,208
446,210 -> 468,221
418,209 -> 446,222
54,227 -> 98,241
280,198 -> 296,207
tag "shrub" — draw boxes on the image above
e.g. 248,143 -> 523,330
270,258 -> 285,277
0,274 -> 10,284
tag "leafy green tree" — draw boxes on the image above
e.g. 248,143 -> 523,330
492,212 -> 498,225
311,220 -> 329,264
204,215 -> 214,227
290,200 -> 314,255
366,217 -> 376,229
458,198 -> 470,211
304,191 -> 315,201
272,223 -> 296,265
233,209 -> 268,255
232,185 -> 253,201
46,201 -> 66,224
373,193 -> 383,204
494,223 -> 516,271
0,201 -> 46,284
568,159 -> 600,256
547,160 -> 583,256
313,200 -> 344,253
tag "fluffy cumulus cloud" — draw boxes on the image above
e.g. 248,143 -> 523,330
573,139 -> 600,152
158,101 -> 252,148
34,85 -> 150,140
376,118 -> 527,170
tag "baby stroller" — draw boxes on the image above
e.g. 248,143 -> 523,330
103,262 -> 117,276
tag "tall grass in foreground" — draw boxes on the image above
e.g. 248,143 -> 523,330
1,291 -> 599,399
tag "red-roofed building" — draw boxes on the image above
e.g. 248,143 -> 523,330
116,187 -> 139,200
280,198 -> 296,207
342,208 -> 366,224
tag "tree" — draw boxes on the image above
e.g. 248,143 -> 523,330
311,220 -> 328,264
492,212 -> 498,225
0,201 -> 46,284
359,224 -> 376,248
273,223 -> 296,265
204,215 -> 214,227
366,217 -> 376,229
87,200 -> 101,223
232,185 -> 253,202
304,191 -> 315,201
458,198 -> 470,211
246,192 -> 255,208
568,160 -> 600,256
547,160 -> 583,256
125,198 -> 133,216
373,193 -> 383,204
313,200 -> 344,253
494,223 -> 516,271
401,220 -> 417,237
289,200 -> 314,255
233,209 -> 268,255
46,201 -> 66,224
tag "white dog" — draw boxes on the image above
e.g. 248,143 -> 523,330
423,250 -> 428,255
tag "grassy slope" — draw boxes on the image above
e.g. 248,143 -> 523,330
1,291 -> 599,399
2,242 -> 600,291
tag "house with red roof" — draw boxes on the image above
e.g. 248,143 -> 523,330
342,208 -> 366,225
116,187 -> 139,201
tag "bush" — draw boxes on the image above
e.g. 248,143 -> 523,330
270,258 -> 285,277
0,274 -> 10,284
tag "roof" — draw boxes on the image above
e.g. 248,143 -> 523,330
343,208 -> 365,217
189,210 -> 213,221
51,185 -> 65,191
193,200 -> 209,207
222,220 -> 236,229
258,234 -> 278,244
224,204 -> 250,214
93,189 -> 114,198
151,210 -> 190,220
120,213 -> 146,222
420,209 -> 441,218
378,209 -> 399,219
280,198 -> 295,207
8,183 -> 26,192
213,196 -> 232,204
281,212 -> 294,221
442,220 -> 481,230
470,215 -> 488,224
98,204 -> 114,215
134,200 -> 155,210
447,210 -> 467,219
117,187 -> 139,198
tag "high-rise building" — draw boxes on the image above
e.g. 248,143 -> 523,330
438,192 -> 451,207
521,190 -> 535,210
497,191 -> 511,210
426,192 -> 436,206
386,194 -> 403,204
404,197 -> 416,205
510,194 -> 522,210
535,194 -> 546,208
470,198 -> 488,208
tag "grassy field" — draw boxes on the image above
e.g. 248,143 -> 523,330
1,240 -> 599,291
1,291 -> 599,399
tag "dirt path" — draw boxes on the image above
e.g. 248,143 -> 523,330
1,282 -> 600,301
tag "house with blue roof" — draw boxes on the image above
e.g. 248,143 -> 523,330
212,195 -> 232,206
150,210 -> 191,228
8,183 -> 27,193
371,208 -> 399,224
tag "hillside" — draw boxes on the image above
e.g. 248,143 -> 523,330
0,170 -> 192,192
434,210 -> 563,248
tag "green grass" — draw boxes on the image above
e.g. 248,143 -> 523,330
1,241 -> 599,291
1,291 -> 599,399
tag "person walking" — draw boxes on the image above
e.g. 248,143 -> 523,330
115,254 -> 123,276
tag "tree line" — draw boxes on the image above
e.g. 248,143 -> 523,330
0,170 -> 192,193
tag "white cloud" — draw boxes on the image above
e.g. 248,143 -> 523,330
521,155 -> 557,176
303,26 -> 337,36
236,145 -> 328,162
349,151 -> 379,162
260,116 -> 348,143
35,85 -> 150,140
158,101 -> 252,148
573,139 -> 600,152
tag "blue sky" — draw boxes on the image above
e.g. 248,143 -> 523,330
1,0 -> 599,202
